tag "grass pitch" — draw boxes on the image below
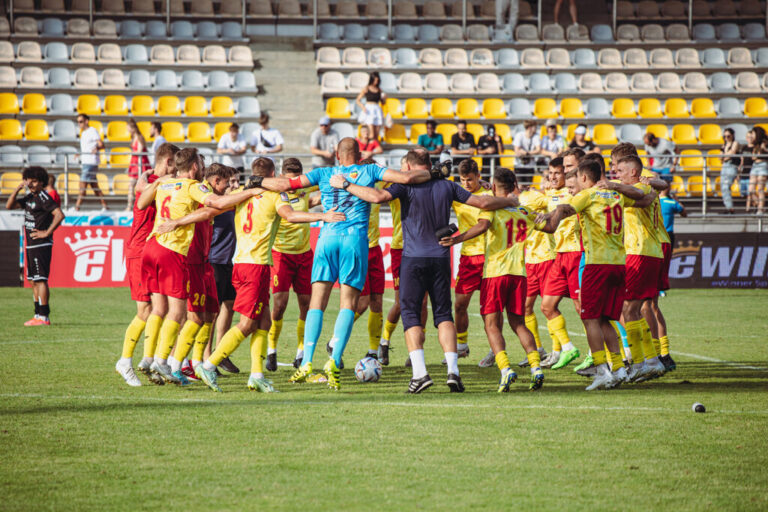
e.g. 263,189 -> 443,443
1,287 -> 767,511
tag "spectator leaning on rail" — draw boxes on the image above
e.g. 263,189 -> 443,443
310,116 -> 340,169
643,132 -> 679,185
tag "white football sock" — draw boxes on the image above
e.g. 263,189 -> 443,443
562,342 -> 575,352
457,343 -> 468,351
251,372 -> 264,380
267,347 -> 276,355
169,358 -> 181,373
409,349 -> 427,379
119,357 -> 131,365
202,360 -> 216,372
444,352 -> 459,375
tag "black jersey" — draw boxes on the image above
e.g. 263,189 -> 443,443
17,191 -> 59,248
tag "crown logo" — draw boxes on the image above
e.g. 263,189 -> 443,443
64,229 -> 114,256
672,240 -> 703,257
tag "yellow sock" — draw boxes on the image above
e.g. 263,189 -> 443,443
639,318 -> 657,359
154,319 -> 181,360
121,316 -> 146,359
457,331 -> 468,345
382,319 -> 398,343
209,327 -> 246,367
192,322 -> 211,362
611,321 -> 623,342
652,338 -> 661,356
172,321 -> 201,363
625,320 -> 645,364
296,318 -> 305,350
143,314 -> 162,359
546,318 -> 562,352
525,314 -> 542,349
548,315 -> 569,350
495,350 -> 510,372
660,335 -> 670,356
250,329 -> 268,374
609,351 -> 624,370
593,350 -> 607,366
527,350 -> 541,370
368,311 -> 383,351
268,318 -> 283,350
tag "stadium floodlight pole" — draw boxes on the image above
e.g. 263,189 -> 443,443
612,0 -> 616,35
538,0 -> 542,37
166,0 -> 170,36
313,0 -> 318,41
9,0 -> 12,35
388,0 -> 392,39
241,0 -> 246,38
89,0 -> 93,36
462,0 -> 466,35
688,0 -> 693,35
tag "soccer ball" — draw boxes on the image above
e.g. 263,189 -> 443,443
354,357 -> 382,383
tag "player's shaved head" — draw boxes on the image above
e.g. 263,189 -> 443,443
337,137 -> 361,164
282,157 -> 303,175
618,155 -> 643,173
252,157 -> 275,177
577,160 -> 602,183
405,148 -> 430,168
611,142 -> 638,159
493,167 -> 518,193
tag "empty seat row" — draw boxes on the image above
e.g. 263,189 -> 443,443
616,0 -> 765,18
0,66 -> 257,92
318,22 -> 493,42
0,42 -> 253,67
11,0 -> 276,17
320,70 -> 768,95
316,46 -> 768,70
0,92 -> 262,118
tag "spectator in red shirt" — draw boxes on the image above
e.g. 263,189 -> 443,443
356,125 -> 383,162
46,174 -> 61,206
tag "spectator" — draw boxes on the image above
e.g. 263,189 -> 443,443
46,174 -> 61,206
217,122 -> 248,172
75,114 -> 108,211
310,116 -> 340,169
356,125 -> 383,161
149,122 -> 166,166
540,119 -> 566,161
249,113 -> 284,157
554,0 -> 578,26
417,120 -> 444,164
355,71 -> 386,142
643,132 -> 678,184
476,124 -> 504,172
720,127 -> 741,214
746,126 -> 768,215
127,119 -> 151,211
513,120 -> 540,183
450,120 -> 476,165
569,123 -> 599,154
659,188 -> 686,249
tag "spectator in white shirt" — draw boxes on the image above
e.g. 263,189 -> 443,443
250,113 -> 284,156
540,119 -> 566,162
513,120 -> 541,183
310,116 -> 340,168
149,122 -> 166,166
217,123 -> 248,171
75,114 -> 108,211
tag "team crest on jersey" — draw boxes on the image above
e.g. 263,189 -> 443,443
518,206 -> 530,215
280,192 -> 289,202
348,171 -> 359,180
198,184 -> 210,193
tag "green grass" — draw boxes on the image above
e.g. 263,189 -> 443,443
1,287 -> 767,511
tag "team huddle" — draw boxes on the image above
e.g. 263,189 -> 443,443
115,136 -> 677,393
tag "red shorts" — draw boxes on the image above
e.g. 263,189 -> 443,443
232,263 -> 271,321
361,245 -> 385,296
188,263 -> 219,313
525,260 -> 554,298
579,264 -> 625,320
390,247 -> 403,291
480,274 -> 527,316
141,238 -> 189,300
542,251 -> 581,300
127,256 -> 150,302
455,254 -> 484,295
203,263 -> 219,313
271,249 -> 313,295
624,255 -> 662,301
659,242 -> 672,291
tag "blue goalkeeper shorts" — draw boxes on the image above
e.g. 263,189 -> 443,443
311,231 -> 368,291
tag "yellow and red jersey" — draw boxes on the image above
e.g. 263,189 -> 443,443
386,183 -> 403,250
519,189 -> 556,264
547,187 -> 581,253
272,186 -> 318,255
187,180 -> 215,264
367,182 -> 385,248
483,206 -> 543,278
232,189 -> 290,265
569,187 -> 635,265
622,182 -> 663,258
453,187 -> 493,257
150,178 -> 213,256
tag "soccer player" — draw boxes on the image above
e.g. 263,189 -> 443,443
268,158 -> 321,370
6,167 -> 65,327
451,159 -> 492,362
115,142 -> 178,386
540,159 -> 654,390
136,148 -> 258,385
539,148 -> 584,369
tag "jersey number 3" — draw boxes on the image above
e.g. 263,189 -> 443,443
243,202 -> 254,233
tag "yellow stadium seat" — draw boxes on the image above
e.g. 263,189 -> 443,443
104,95 -> 128,116
559,98 -> 584,119
436,123 -> 457,142
383,97 -> 402,119
744,97 -> 768,118
670,175 -> 686,197
690,98 -> 716,118
384,123 -> 408,144
211,96 -> 234,117
565,123 -> 580,141
24,119 -> 50,141
63,173 -> 80,195
401,98 -> 427,119
679,149 -> 704,171
500,150 -> 515,168
429,98 -> 453,119
131,96 -> 155,116
326,97 -> 351,118
106,121 -> 130,142
456,98 -> 480,119
611,98 -> 636,118
664,98 -> 689,118
76,94 -> 101,116
1,172 -> 23,194
409,123 -> 426,144
214,122 -> 232,141
638,98 -> 663,119
136,121 -> 152,141
672,124 -> 696,144
161,122 -> 184,142
157,96 -> 182,117
593,124 -> 618,145
467,123 -> 484,141
184,96 -> 207,117
637,148 -> 650,168
187,122 -> 212,142
109,147 -> 131,168
698,124 -> 723,145
87,120 -> 104,140
531,175 -> 543,190
646,124 -> 668,140
539,124 -> 563,139
21,93 -> 46,115
482,98 -> 506,119
495,124 -> 512,145
97,172 -> 110,192
706,149 -> 722,172
112,174 -> 132,195
687,175 -> 713,196
533,98 -> 557,119
471,157 -> 482,170
0,93 -> 19,114
714,176 -> 740,198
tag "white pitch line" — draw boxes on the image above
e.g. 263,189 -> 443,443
2,392 -> 767,416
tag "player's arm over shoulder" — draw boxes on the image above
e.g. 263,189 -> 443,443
380,167 -> 430,185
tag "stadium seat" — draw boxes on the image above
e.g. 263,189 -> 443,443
436,123 -> 457,142
177,45 -> 201,66
342,24 -> 366,42
735,72 -> 761,92
456,98 -> 480,119
409,123 -> 426,144
701,48 -> 726,68
578,73 -> 603,93
745,98 -> 768,117
14,17 -> 37,36
112,173 -> 132,196
101,69 -> 126,89
611,98 -> 636,118
533,98 -> 557,119
658,72 -> 683,92
249,0 -> 275,15
693,23 -> 716,41
585,98 -> 610,118
676,48 -> 700,68
382,98 -> 402,119
391,48 -> 416,68
497,49 -> 519,68
573,49 -> 596,68
687,176 -> 713,196
197,22 -> 219,40
70,42 -> 95,64
470,49 -> 494,68
150,45 -> 175,65
130,96 -> 155,117
0,148 -> 24,169
157,96 -> 181,117
0,93 -> 19,114
508,98 -> 532,118
476,73 -> 501,93
637,0 -> 659,17
708,150 -> 724,173
51,120 -> 77,141
348,71 -> 368,91
649,48 -> 674,68
180,71 -> 205,91
520,48 -> 545,68
619,124 -> 644,144
22,145 -> 50,167
364,0 -> 387,18
623,48 -> 648,68
515,24 -> 538,42
368,48 -> 392,68
187,122 -> 212,143
104,95 -> 128,116
60,173 -> 80,195
546,48 -> 570,69
394,0 -> 417,18
21,93 -> 47,117
743,23 -> 766,41
482,98 -> 506,119
316,47 -> 341,68
96,43 -> 122,64
384,124 -> 408,144
109,148 -> 131,169
646,124 -> 669,139
423,0 -> 446,17
440,24 -> 464,42
22,120 -> 49,141
17,42 -> 42,63
692,98 -> 717,118
717,23 -> 741,42
0,42 -> 11,64
124,44 -> 149,64
444,48 -> 469,68
19,67 -> 45,88
393,24 -> 416,42
76,95 -> 101,116
211,122 -> 230,141
541,23 -> 565,42
728,47 -> 753,67
553,73 -> 577,93
591,24 -> 614,42
419,48 -> 442,68
699,124 -> 724,144
65,18 -> 88,37
710,72 -> 735,92
666,24 -> 690,41
679,150 -> 705,171
593,124 -> 618,145
397,73 -> 422,93
127,70 -> 152,90
597,48 -> 621,68
428,98 -> 453,118
202,45 -> 227,66
154,70 -> 178,90
106,121 -> 130,142
0,171 -> 23,192
605,73 -> 630,93
616,24 -> 641,42
672,124 -> 697,144
209,97 -> 234,118
183,97 -> 208,117
669,175 -> 686,196
158,122 -> 183,142
41,17 -> 64,36
665,98 -> 690,118
560,98 -> 585,118
233,71 -> 256,92
326,97 -> 351,118
423,72 -> 448,93
144,20 -> 166,39
682,72 -> 708,92
502,73 -> 525,93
